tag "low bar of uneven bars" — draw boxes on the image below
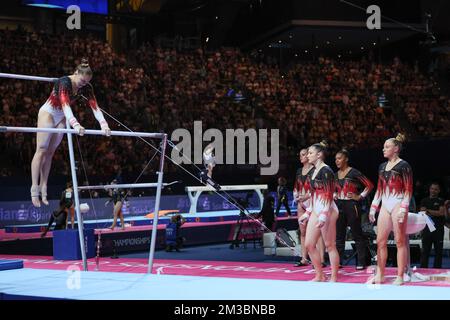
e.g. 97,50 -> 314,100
78,183 -> 173,190
0,126 -> 165,139
0,72 -> 57,82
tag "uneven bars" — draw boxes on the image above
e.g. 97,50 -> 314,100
0,72 -> 57,82
0,126 -> 165,139
78,182 -> 179,190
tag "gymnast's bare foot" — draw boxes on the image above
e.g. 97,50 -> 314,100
392,276 -> 404,286
31,185 -> 41,207
367,273 -> 385,284
311,273 -> 327,282
40,185 -> 49,205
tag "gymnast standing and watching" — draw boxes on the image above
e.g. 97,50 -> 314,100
30,59 -> 111,207
275,177 -> 292,216
369,134 -> 413,285
335,149 -> 373,269
41,181 -> 74,237
299,141 -> 340,282
107,179 -> 128,230
293,148 -> 325,267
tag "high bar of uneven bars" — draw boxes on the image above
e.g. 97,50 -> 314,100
0,72 -> 57,82
78,182 -> 178,190
0,126 -> 165,139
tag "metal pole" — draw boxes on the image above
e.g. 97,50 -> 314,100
147,134 -> 168,274
78,182 -> 174,190
66,120 -> 88,271
0,126 -> 164,139
0,72 -> 57,82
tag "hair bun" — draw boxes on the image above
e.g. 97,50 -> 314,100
395,133 -> 406,143
80,58 -> 89,67
319,140 -> 328,149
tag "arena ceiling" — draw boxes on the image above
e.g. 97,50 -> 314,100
244,20 -> 422,55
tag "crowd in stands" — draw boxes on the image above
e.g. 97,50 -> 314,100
0,28 -> 449,180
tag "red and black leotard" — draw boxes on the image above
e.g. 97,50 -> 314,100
306,165 -> 338,219
334,168 -> 373,266
335,168 -> 373,201
294,167 -> 313,196
294,166 -> 314,210
47,76 -> 98,110
43,76 -> 107,129
371,160 -> 413,213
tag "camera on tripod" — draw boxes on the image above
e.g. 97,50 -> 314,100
229,192 -> 259,249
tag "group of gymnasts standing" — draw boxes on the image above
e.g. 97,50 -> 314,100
293,134 -> 412,285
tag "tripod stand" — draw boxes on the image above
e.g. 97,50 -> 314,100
229,210 -> 260,249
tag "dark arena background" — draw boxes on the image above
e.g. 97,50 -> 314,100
0,0 -> 449,307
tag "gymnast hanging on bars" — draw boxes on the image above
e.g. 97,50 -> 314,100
30,59 -> 111,207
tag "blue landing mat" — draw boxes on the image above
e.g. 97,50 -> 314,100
0,268 -> 449,300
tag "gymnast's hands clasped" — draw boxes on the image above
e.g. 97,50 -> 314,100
316,212 -> 327,228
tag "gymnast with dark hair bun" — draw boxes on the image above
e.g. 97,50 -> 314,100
334,148 -> 373,270
30,59 -> 111,207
